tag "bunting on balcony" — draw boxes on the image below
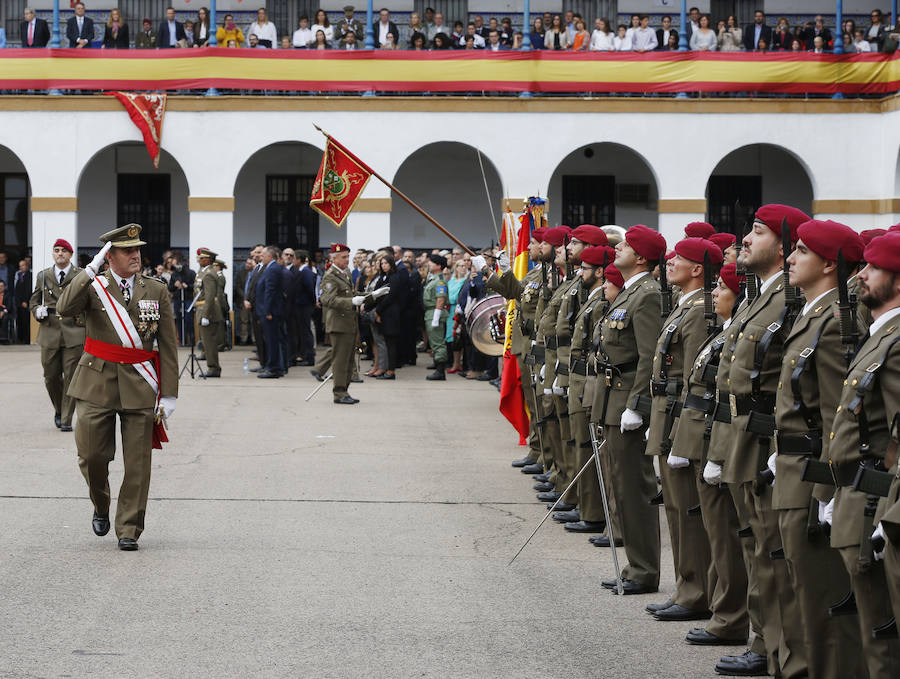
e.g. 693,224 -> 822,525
104,92 -> 167,168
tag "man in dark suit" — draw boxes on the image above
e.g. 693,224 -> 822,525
66,2 -> 94,48
255,246 -> 284,378
280,249 -> 297,369
13,259 -> 32,343
245,245 -> 266,369
294,250 -> 317,366
157,6 -> 186,49
373,8 -> 399,47
21,7 -> 51,48
743,10 -> 773,51
233,257 -> 251,344
656,15 -> 678,50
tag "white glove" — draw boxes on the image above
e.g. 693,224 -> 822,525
543,388 -> 552,395
372,286 -> 390,298
819,498 -> 834,525
86,241 -> 113,278
351,295 -> 366,306
157,396 -> 177,421
551,376 -> 565,396
703,461 -> 722,485
431,308 -> 442,327
667,454 -> 691,469
470,255 -> 486,272
620,407 -> 643,433
200,317 -> 210,326
767,452 -> 777,485
539,364 -> 545,380
498,250 -> 511,272
873,522 -> 886,561
35,305 -> 48,320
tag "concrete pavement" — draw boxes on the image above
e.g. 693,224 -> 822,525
0,345 -> 739,678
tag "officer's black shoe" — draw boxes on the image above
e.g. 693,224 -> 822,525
590,534 -> 623,547
426,363 -> 446,381
654,604 -> 713,621
685,628 -> 747,646
118,537 -> 138,551
536,491 -> 562,502
351,377 -> 364,383
249,366 -> 264,373
534,472 -> 551,482
476,373 -> 493,381
334,396 -> 360,405
257,370 -> 280,379
296,360 -> 314,367
548,501 -> 576,511
60,424 -> 73,432
54,414 -> 61,429
564,520 -> 607,533
310,370 -> 324,382
533,481 -> 554,492
520,463 -> 544,474
552,510 -> 580,523
92,512 -> 110,536
645,599 -> 675,613
601,577 -> 619,589
201,371 -> 221,378
511,457 -> 536,468
714,650 -> 767,676
609,579 -> 658,595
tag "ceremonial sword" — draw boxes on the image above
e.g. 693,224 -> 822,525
304,372 -> 333,401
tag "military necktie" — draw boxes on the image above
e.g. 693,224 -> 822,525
59,271 -> 65,286
120,280 -> 131,303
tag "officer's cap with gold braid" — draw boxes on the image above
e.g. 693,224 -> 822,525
99,223 -> 146,247
215,259 -> 227,269
196,247 -> 218,259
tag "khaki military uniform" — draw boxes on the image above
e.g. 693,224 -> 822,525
590,271 -> 662,587
773,290 -> 865,678
215,269 -> 228,350
646,289 -> 712,612
879,463 -> 900,627
57,269 -> 178,540
196,264 -> 223,375
423,273 -> 448,366
319,266 -> 362,399
29,266 -> 86,426
829,317 -> 900,677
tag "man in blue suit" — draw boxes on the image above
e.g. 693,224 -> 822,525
255,246 -> 284,378
294,250 -> 317,366
157,6 -> 186,48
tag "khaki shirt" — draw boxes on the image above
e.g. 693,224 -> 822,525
29,265 -> 86,349
319,266 -> 358,334
553,276 -> 583,388
196,265 -> 224,323
536,274 -> 572,390
568,288 -> 603,416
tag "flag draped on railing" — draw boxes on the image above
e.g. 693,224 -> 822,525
104,92 -> 166,168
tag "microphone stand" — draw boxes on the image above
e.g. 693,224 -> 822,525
179,287 -> 205,379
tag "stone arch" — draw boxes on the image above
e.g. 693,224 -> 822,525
0,144 -> 31,260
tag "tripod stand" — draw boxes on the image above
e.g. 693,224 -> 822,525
179,288 -> 205,380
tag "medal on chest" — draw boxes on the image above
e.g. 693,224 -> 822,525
137,299 -> 160,340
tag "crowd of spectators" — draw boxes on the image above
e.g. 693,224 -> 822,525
3,4 -> 898,54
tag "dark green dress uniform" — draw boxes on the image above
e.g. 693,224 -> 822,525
828,315 -> 900,677
319,265 -> 365,401
672,322 -> 750,642
196,262 -> 223,376
487,265 -> 546,465
721,275 -> 806,677
423,273 -> 449,366
773,289 -> 865,679
29,265 -> 86,427
646,289 -> 712,613
551,276 -> 583,498
590,271 -> 662,588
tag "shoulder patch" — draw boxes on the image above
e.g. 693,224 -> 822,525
436,284 -> 448,295
324,282 -> 333,291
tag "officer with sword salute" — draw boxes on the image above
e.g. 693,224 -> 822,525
57,224 -> 179,551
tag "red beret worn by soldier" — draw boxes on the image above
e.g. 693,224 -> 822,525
665,251 -> 677,261
604,264 -> 625,288
531,227 -> 547,243
54,238 -> 74,253
330,243 -> 351,253
675,237 -> 725,265
796,220 -> 864,263
542,227 -> 569,247
625,224 -> 667,261
754,204 -> 810,242
580,245 -> 611,267
864,230 -> 900,270
719,262 -> 744,295
570,224 -> 609,246
708,232 -> 736,253
685,221 -> 716,239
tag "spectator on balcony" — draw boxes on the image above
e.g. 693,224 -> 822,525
656,15 -> 677,51
632,15 -> 658,52
217,14 -> 244,47
853,29 -> 873,51
625,14 -> 640,42
512,31 -> 524,49
21,7 -> 50,48
756,37 -> 770,51
843,19 -> 857,41
564,10 -> 577,42
473,15 -> 488,39
743,10 -> 772,51
485,29 -> 508,52
194,7 -> 210,47
380,31 -> 398,50
461,23 -> 485,48
529,18 -> 545,49
248,7 -> 277,48
614,24 -> 632,51
804,15 -> 832,49
686,6 -> 701,42
590,18 -> 615,51
404,11 -> 425,46
542,12 -> 552,33
293,16 -> 313,48
867,8 -> 886,50
462,34 -> 476,50
451,21 -> 464,47
103,8 -> 129,49
790,38 -> 802,51
410,32 -> 427,50
664,32 -> 679,50
571,19 -> 590,51
311,10 -> 333,45
135,18 -> 156,48
335,6 -> 364,44
545,15 -> 569,50
0,28 -> 7,49
810,35 -> 827,53
427,13 -> 449,42
501,18 -> 514,46
690,14 -> 717,51
280,35 -> 291,48
423,6 -> 436,32
158,6 -> 186,49
719,15 -> 742,51
182,20 -> 195,47
66,2 -> 94,49
374,8 -> 399,48
772,17 -> 792,50
341,31 -> 358,49
433,32 -> 452,49
313,30 -> 330,50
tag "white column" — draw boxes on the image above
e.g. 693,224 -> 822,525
188,209 -> 233,304
31,209 -> 77,281
345,212 -> 391,253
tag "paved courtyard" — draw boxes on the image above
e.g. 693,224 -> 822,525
0,345 -> 737,678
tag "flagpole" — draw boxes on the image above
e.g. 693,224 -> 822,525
313,124 -> 475,256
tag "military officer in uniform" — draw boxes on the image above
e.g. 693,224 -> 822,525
57,224 -> 178,551
195,247 -> 223,378
29,238 -> 86,431
214,259 -> 229,351
827,229 -> 900,676
423,253 -> 449,381
591,224 -> 666,595
645,237 -> 722,621
335,5 -> 364,43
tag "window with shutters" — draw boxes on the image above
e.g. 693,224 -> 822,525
266,175 -> 319,251
0,174 -> 29,251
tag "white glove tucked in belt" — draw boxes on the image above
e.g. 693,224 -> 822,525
620,407 -> 643,433
200,317 -> 210,326
35,305 -> 48,320
351,295 -> 366,306
551,376 -> 565,397
872,522 -> 886,561
766,452 -> 777,486
819,498 -> 834,526
667,454 -> 691,469
703,461 -> 722,485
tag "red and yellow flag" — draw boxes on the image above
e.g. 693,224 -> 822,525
310,136 -> 373,227
105,92 -> 166,168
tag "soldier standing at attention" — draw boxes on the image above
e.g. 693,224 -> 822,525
29,238 -> 85,431
57,224 -> 178,551
423,253 -> 449,381
195,248 -> 222,378
214,259 -> 229,351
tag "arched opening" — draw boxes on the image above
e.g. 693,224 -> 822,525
706,144 -> 814,230
233,142 -> 326,262
76,142 -> 189,267
548,143 -> 659,229
0,145 -> 30,262
391,142 -> 503,250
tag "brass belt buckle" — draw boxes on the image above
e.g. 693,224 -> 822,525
729,393 -> 738,418
605,367 -> 613,387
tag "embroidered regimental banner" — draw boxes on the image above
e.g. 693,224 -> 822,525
105,92 -> 167,168
310,136 -> 373,228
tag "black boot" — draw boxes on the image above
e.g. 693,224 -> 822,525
426,362 -> 446,381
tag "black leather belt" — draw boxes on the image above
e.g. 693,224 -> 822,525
802,459 -> 884,489
556,364 -> 569,376
570,358 -> 596,376
729,392 -> 776,417
556,336 -> 571,347
776,430 -> 822,456
530,345 -> 546,363
713,391 -> 732,423
683,392 -> 715,414
520,318 -> 535,336
650,379 -> 683,398
545,336 -> 558,350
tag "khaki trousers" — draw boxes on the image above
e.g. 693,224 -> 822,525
74,399 -> 154,540
551,393 -> 575,493
569,409 -> 620,532
199,321 -> 220,371
329,331 -> 356,399
516,355 -> 541,464
728,483 -> 768,657
42,344 -> 82,425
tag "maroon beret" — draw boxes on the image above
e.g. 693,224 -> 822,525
543,226 -> 569,247
708,232 -> 736,252
719,262 -> 743,295
796,220 -> 864,263
685,221 -> 716,238
674,237 -> 725,265
604,264 -> 624,288
754,204 -> 810,243
665,251 -> 676,261
864,231 -> 900,272
889,223 -> 900,232
625,225 -> 667,261
860,228 -> 886,245
581,246 -> 612,267
330,243 -> 350,253
53,238 -> 74,253
570,224 -> 608,247
531,227 -> 547,243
